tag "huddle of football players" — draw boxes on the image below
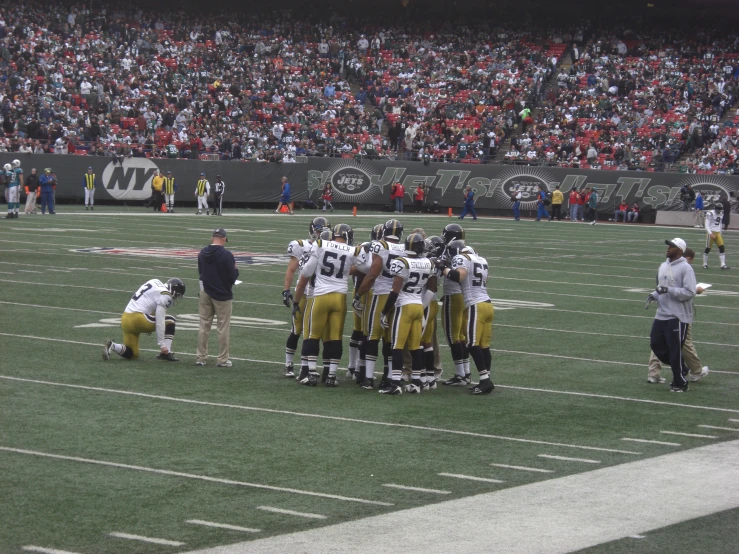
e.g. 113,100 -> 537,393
281,217 -> 495,395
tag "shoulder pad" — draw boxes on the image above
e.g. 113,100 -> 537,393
463,254 -> 471,260
297,239 -> 303,247
161,291 -> 172,296
399,257 -> 410,268
380,240 -> 388,249
316,239 -> 322,248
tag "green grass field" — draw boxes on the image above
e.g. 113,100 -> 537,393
1,207 -> 738,554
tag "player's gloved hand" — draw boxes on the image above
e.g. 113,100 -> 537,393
282,289 -> 293,307
656,285 -> 669,294
435,258 -> 450,271
361,242 -> 372,253
644,292 -> 659,310
291,301 -> 301,318
352,294 -> 364,316
380,313 -> 390,329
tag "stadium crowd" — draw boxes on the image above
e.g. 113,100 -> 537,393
1,1 -> 738,173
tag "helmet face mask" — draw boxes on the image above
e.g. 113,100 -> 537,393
425,235 -> 446,259
332,223 -> 354,245
383,219 -> 404,242
442,223 -> 465,244
310,216 -> 330,239
405,232 -> 426,256
445,239 -> 466,260
166,278 -> 186,301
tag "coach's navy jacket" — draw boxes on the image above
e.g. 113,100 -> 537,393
198,244 -> 239,301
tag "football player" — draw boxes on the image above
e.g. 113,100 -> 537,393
347,223 -> 384,385
438,244 -> 495,394
378,233 -> 434,394
353,219 -> 406,389
103,278 -> 186,362
703,204 -> 730,270
439,224 -> 471,385
420,235 -> 446,390
4,160 -> 23,219
282,217 -> 330,377
293,224 -> 371,386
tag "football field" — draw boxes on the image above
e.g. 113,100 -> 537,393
1,208 -> 738,554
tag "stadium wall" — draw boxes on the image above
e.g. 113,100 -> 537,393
2,154 -> 736,214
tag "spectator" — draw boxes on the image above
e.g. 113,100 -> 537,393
614,201 -> 629,222
24,168 -> 39,215
568,187 -> 579,222
551,184 -> 564,220
627,202 -> 640,223
413,184 -> 424,213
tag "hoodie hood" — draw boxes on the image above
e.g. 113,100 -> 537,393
202,244 -> 223,263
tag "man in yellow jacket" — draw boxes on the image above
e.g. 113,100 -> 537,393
551,184 -> 564,221
151,169 -> 164,212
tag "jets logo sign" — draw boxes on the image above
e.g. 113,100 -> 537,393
73,247 -> 290,266
331,167 -> 373,195
103,158 -> 159,201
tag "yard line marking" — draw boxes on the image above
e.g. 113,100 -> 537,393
256,506 -> 327,519
438,473 -> 504,484
538,454 -> 601,464
382,483 -> 452,494
109,532 -> 184,546
660,431 -> 718,439
17,269 -> 43,273
0,376 -> 641,455
2,332 -> 739,413
0,301 -> 119,316
621,438 -> 681,447
730,419 -> 739,423
698,425 -> 739,432
22,547 -> 82,554
630,535 -> 646,539
490,463 -> 554,473
186,520 -> 261,532
0,271 -> 14,274
0,447 -> 393,506
522,306 -> 739,327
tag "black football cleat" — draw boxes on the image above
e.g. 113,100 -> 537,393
157,352 -> 179,362
284,363 -> 295,378
469,379 -> 495,395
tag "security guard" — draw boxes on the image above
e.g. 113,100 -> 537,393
83,166 -> 96,210
163,170 -> 177,213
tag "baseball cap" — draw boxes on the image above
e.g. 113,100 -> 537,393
200,172 -> 206,176
665,238 -> 686,252
166,170 -> 172,174
212,228 -> 228,242
87,166 -> 92,169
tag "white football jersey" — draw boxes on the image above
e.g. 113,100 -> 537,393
124,279 -> 173,314
287,238 -> 314,260
370,240 -> 408,295
451,253 -> 491,307
389,256 -> 434,307
705,210 -> 724,234
302,240 -> 370,296
299,241 -> 318,298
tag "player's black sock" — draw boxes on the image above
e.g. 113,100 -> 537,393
469,346 -> 488,378
483,348 -> 492,373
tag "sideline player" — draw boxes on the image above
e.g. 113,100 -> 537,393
293,224 -> 370,386
703,203 -> 730,270
378,232 -> 434,394
439,244 -> 495,394
4,160 -> 23,219
421,235 -> 446,389
195,172 -> 210,215
163,170 -> 177,213
353,219 -> 406,388
103,278 -> 186,362
282,216 -> 330,377
439,223 -> 470,385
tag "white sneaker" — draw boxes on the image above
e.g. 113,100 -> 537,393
404,383 -> 421,393
590,221 -> 596,225
216,360 -> 233,368
647,376 -> 666,384
195,361 -> 206,366
688,366 -> 709,382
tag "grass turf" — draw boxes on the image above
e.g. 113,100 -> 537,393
1,206 -> 738,553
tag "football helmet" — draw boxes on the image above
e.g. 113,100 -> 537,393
405,233 -> 426,256
462,245 -> 477,255
166,278 -> 186,300
442,223 -> 465,244
383,219 -> 404,241
446,240 -> 466,260
371,223 -> 384,241
12,159 -> 21,168
319,228 -> 332,240
310,216 -> 331,239
333,223 -> 354,245
3,163 -> 11,172
714,203 -> 724,212
425,235 -> 446,259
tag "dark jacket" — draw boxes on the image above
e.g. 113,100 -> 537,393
198,244 -> 239,301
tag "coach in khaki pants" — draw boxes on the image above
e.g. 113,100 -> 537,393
196,228 -> 239,367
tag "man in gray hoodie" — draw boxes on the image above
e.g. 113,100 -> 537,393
646,238 -> 697,392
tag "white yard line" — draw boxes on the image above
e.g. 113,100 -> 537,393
438,473 -> 504,484
697,425 -> 739,432
629,535 -> 646,539
729,419 -> 739,423
0,374 -> 638,455
22,547 -> 82,554
186,520 -> 260,533
382,484 -> 451,495
0,301 -> 119,316
621,438 -> 681,447
17,269 -> 43,273
109,532 -> 185,546
256,506 -> 327,519
660,431 -> 718,439
0,447 -> 393,506
3,332 -> 739,413
489,463 -> 553,473
538,454 -> 601,464
181,440 -> 739,554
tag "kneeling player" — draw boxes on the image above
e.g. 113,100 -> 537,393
379,233 -> 433,395
103,278 -> 186,361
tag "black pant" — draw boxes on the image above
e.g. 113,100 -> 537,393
552,204 -> 562,220
213,192 -> 222,214
650,318 -> 689,386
